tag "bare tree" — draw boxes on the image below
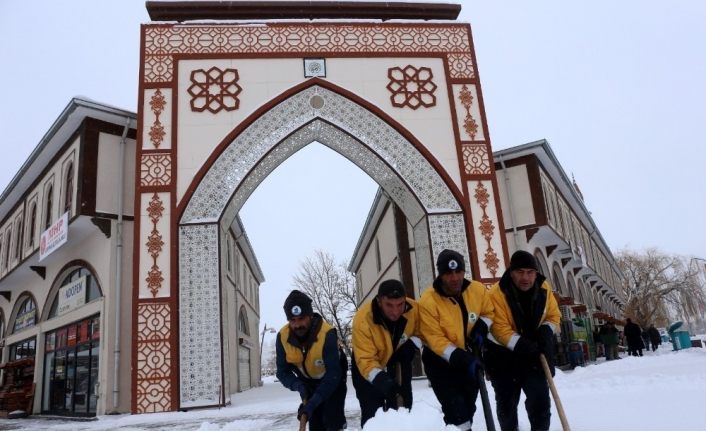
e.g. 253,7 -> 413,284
616,248 -> 706,329
291,250 -> 359,355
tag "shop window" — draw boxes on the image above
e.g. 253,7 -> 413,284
64,162 -> 74,214
9,337 -> 36,361
48,268 -> 103,319
44,184 -> 54,230
12,296 -> 37,333
27,203 -> 37,248
42,315 -> 100,416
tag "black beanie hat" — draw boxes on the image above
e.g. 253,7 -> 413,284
436,249 -> 465,276
283,290 -> 314,320
509,250 -> 539,271
377,279 -> 406,299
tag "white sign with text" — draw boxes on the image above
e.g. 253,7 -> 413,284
58,276 -> 86,316
39,211 -> 69,261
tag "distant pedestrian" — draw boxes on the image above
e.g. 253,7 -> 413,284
592,328 -> 603,359
641,328 -> 651,353
648,325 -> 662,352
624,318 -> 644,357
600,322 -> 619,360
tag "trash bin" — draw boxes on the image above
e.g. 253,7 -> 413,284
672,331 -> 692,350
668,321 -> 691,351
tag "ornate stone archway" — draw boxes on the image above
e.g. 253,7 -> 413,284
132,16 -> 509,413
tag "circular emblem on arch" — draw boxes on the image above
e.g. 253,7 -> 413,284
291,305 -> 302,316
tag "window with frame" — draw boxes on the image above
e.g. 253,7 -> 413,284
239,308 -> 249,335
44,184 -> 54,230
48,267 -> 103,319
64,162 -> 74,213
13,296 -> 37,333
10,337 -> 36,361
14,217 -> 23,262
3,229 -> 11,270
27,203 -> 37,248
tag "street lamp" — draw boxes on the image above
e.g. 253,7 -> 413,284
259,323 -> 277,373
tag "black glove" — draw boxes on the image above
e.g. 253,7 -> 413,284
371,371 -> 401,399
469,319 -> 489,348
449,348 -> 481,379
536,326 -> 556,376
391,338 -> 419,364
537,325 -> 555,356
514,336 -> 540,359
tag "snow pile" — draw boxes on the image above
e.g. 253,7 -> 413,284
364,401 -> 459,430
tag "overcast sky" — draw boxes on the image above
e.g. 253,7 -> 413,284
1,1 -> 704,334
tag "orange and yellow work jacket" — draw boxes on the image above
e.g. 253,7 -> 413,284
419,278 -> 494,362
488,274 -> 561,350
352,298 -> 421,382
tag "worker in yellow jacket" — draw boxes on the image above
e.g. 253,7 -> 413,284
351,279 -> 422,427
276,290 -> 347,431
419,249 -> 494,431
486,250 -> 561,431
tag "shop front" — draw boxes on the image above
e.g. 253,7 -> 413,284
42,315 -> 100,416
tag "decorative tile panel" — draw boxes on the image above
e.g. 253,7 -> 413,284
136,379 -> 171,413
144,24 -> 472,83
453,84 -> 486,141
462,143 -> 491,175
135,302 -> 172,413
139,193 -> 170,299
141,153 -> 172,187
143,88 -> 172,150
179,223 -> 222,408
447,53 -> 475,79
428,213 -> 471,277
187,67 -> 242,113
181,85 -> 461,224
387,65 -> 437,109
469,180 -> 505,279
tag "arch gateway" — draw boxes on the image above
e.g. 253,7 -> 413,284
132,2 -> 509,412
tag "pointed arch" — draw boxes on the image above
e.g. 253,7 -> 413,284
175,81 -> 473,408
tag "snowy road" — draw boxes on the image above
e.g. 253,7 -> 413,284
3,347 -> 705,430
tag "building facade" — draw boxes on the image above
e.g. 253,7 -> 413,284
350,140 -> 626,364
0,98 -> 263,417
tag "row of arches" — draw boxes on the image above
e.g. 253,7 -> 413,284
1,262 -> 103,350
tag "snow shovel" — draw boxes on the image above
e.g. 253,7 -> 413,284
470,343 -> 496,431
394,361 -> 405,409
298,399 -> 308,431
540,354 -> 571,431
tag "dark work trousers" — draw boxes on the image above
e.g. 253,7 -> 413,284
304,372 -> 348,431
490,369 -> 550,431
422,347 -> 478,428
351,355 -> 413,427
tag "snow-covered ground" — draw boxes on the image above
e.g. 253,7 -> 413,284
2,346 -> 705,431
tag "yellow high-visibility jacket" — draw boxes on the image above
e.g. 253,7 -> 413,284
352,299 -> 421,382
488,275 -> 561,350
419,278 -> 494,362
279,319 -> 334,379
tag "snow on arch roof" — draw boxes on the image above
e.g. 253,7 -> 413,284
145,0 -> 462,22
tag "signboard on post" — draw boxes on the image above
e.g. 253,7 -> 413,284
39,211 -> 69,261
58,276 -> 87,316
